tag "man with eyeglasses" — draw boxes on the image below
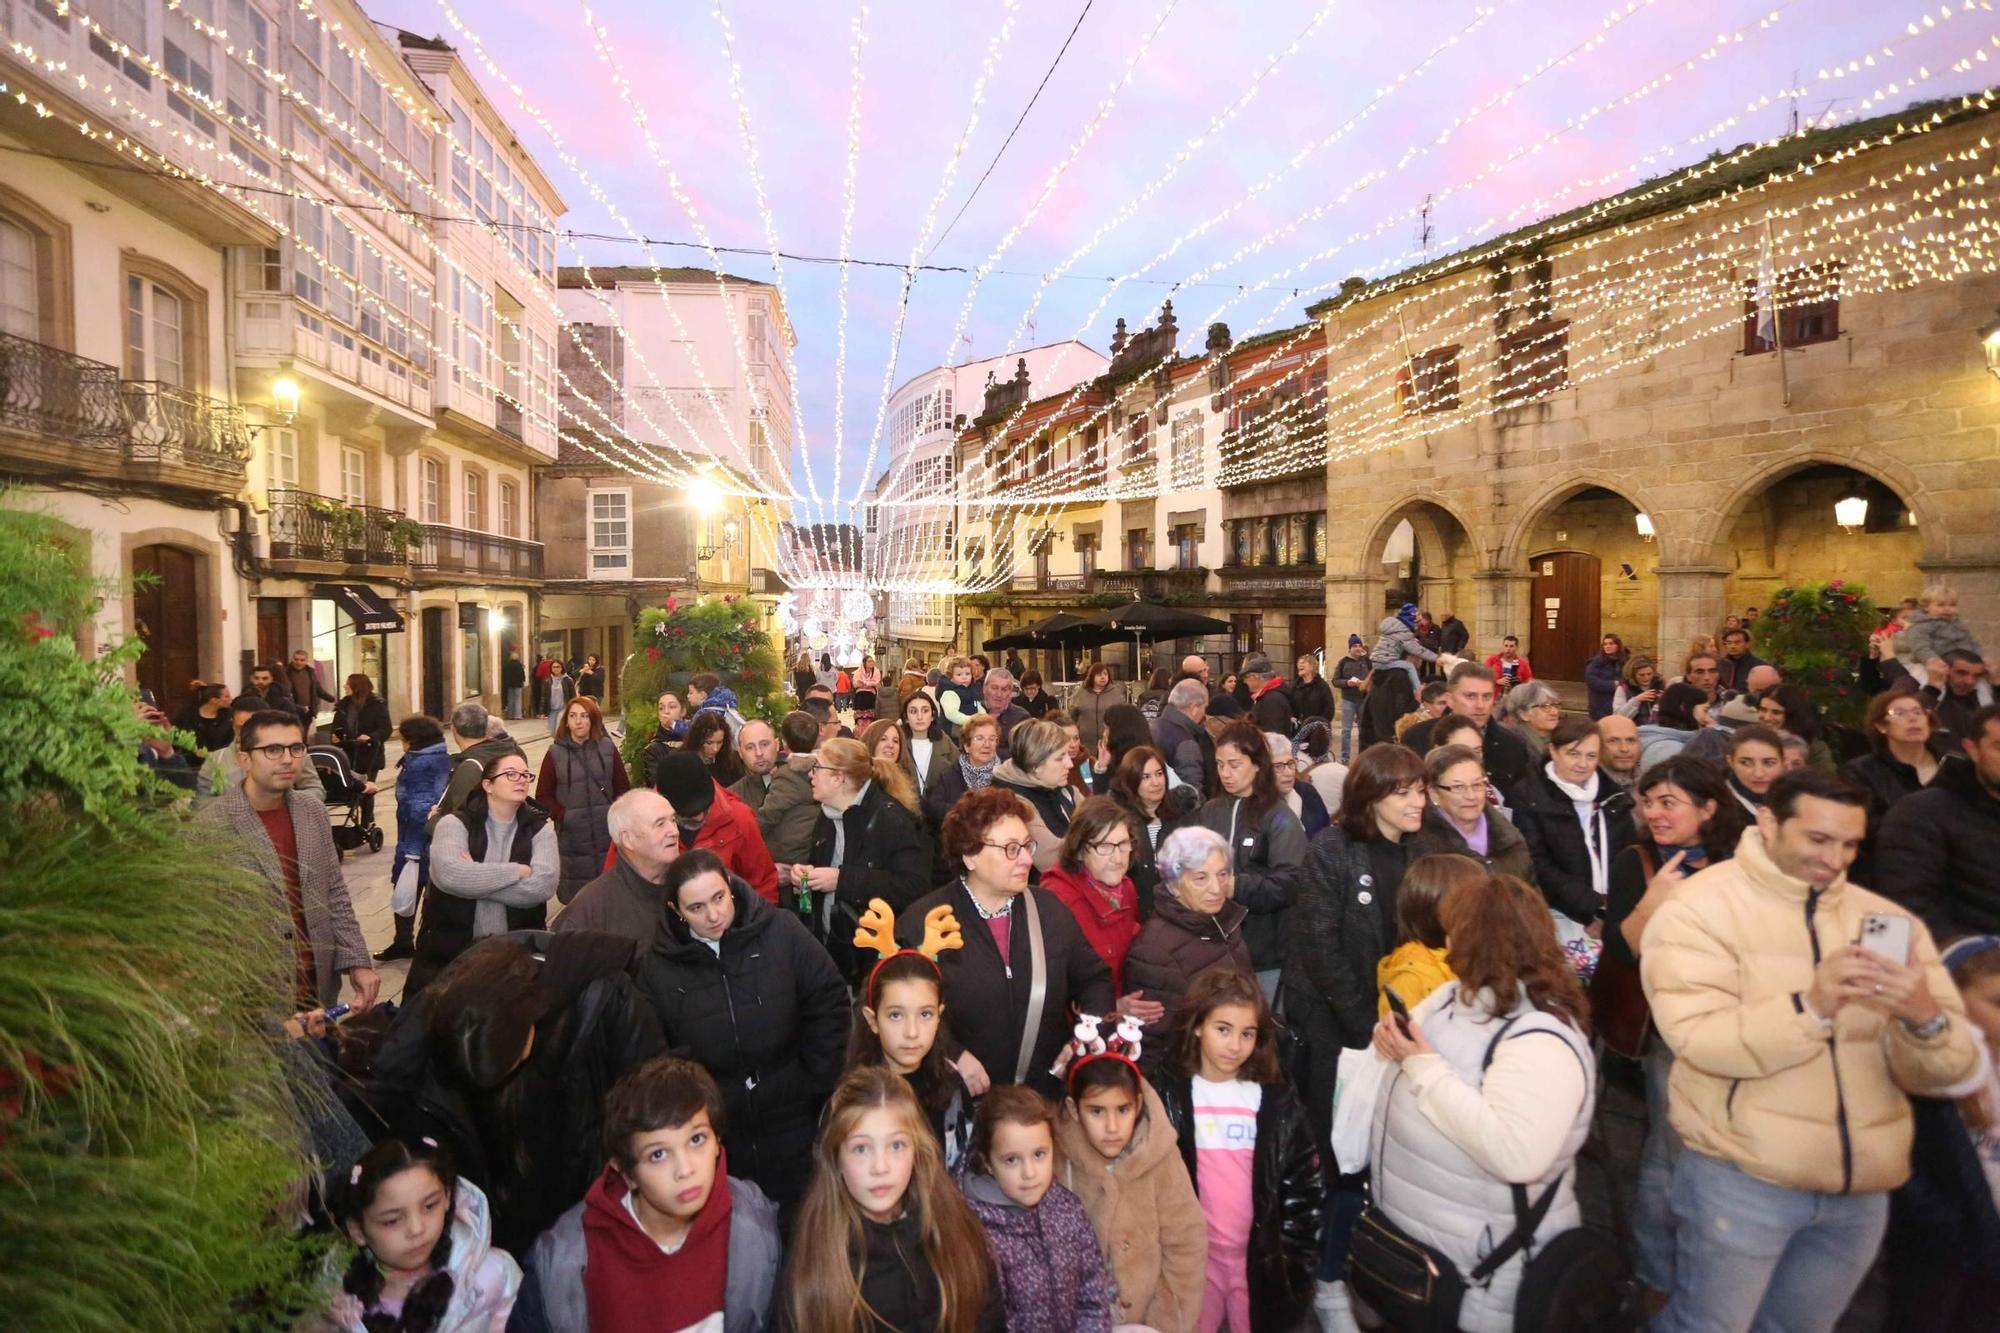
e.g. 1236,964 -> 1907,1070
195,693 -> 326,808
196,709 -> 375,1014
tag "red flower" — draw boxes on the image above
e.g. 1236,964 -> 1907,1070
1842,595 -> 1856,604
646,647 -> 660,662
1830,579 -> 1844,589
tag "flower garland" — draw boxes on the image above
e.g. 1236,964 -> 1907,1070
619,595 -> 789,782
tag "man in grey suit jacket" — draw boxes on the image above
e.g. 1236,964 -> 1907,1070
195,709 -> 377,1012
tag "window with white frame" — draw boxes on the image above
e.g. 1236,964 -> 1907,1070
340,446 -> 367,507
0,218 -> 38,340
463,470 -> 486,532
1171,412 -> 1203,489
499,479 -> 519,538
124,276 -> 185,386
328,221 -> 356,327
164,3 -> 217,137
89,0 -> 150,87
267,428 -> 299,490
292,201 -> 325,307
420,457 -> 444,523
225,0 -> 270,132
590,490 -> 631,576
450,271 -> 491,394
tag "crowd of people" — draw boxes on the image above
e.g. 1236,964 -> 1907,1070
152,581 -> 2000,1333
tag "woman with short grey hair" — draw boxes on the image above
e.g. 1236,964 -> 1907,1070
1501,678 -> 1564,759
1122,823 -> 1252,1031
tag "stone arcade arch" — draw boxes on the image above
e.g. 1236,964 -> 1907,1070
1324,494 -> 1483,648
1500,478 -> 1660,681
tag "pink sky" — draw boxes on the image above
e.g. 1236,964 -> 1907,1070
371,0 -> 1996,508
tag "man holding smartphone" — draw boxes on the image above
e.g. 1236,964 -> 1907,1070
1640,770 -> 1978,1333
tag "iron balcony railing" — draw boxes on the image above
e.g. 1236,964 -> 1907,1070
0,330 -> 128,447
411,523 -> 544,581
123,380 -> 252,473
267,487 -> 413,566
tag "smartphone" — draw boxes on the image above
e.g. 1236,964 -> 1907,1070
321,1003 -> 353,1024
1857,913 -> 1913,967
138,687 -> 157,707
1383,984 -> 1412,1038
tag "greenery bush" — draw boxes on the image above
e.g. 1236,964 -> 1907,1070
617,595 -> 786,783
0,493 -> 320,1329
1758,578 -> 1877,730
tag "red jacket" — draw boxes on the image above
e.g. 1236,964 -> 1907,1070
602,780 -> 780,903
1485,652 -> 1534,685
1041,864 -> 1141,995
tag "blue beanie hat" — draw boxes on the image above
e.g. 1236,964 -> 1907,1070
1397,603 -> 1419,627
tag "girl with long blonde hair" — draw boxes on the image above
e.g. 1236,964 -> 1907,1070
783,1066 -> 1002,1332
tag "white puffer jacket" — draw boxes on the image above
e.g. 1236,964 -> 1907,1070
1369,984 -> 1595,1333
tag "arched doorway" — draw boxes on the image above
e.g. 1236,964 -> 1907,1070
1717,464 -> 1923,622
1512,484 -> 1657,682
132,544 -> 201,707
1363,499 -> 1479,626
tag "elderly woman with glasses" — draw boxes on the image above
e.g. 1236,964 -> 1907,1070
1122,825 -> 1252,1034
896,786 -> 1114,1097
1501,678 -> 1565,759
1042,797 -> 1157,1015
409,750 -> 559,997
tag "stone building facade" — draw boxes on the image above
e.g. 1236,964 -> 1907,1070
1310,99 -> 2000,681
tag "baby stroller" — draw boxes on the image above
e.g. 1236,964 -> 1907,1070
309,744 -> 384,857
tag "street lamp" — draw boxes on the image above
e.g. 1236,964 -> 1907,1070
1980,310 -> 2000,380
1634,512 -> 1655,543
270,374 -> 302,424
1834,495 -> 1869,533
688,475 -> 724,515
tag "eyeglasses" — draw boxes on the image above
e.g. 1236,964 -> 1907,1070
810,764 -> 840,776
981,840 -> 1034,861
1529,701 -> 1561,712
251,743 -> 308,759
1883,707 -> 1927,722
1088,839 -> 1133,856
1431,780 -> 1486,796
487,769 -> 532,783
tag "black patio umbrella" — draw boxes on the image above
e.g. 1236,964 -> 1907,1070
1075,601 -> 1234,676
982,612 -> 1093,652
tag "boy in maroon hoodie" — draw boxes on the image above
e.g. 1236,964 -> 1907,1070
511,1057 -> 782,1333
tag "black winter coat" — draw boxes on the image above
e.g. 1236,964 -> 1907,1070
898,878 -> 1114,1096
362,929 -> 665,1254
1122,891 -> 1250,1032
1196,795 -> 1308,971
1251,683 -> 1295,737
1155,1071 -> 1323,1333
1358,667 -> 1417,751
1438,617 -> 1470,656
1281,827 -> 1409,1155
330,694 -> 393,771
1583,653 -> 1627,720
775,1206 -> 1007,1333
1292,674 -> 1336,725
1841,748 -> 1967,890
806,782 -> 933,984
635,877 -> 850,1212
1509,765 -> 1636,926
1875,758 -> 2000,941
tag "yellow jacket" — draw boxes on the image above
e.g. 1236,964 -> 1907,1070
1640,827 -> 1979,1195
1377,942 -> 1454,1018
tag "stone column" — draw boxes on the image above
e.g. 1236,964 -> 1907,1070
1653,565 -> 1730,663
1323,572 -> 1384,646
1471,568 -> 1533,659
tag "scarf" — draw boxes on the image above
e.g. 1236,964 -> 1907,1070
820,781 -> 870,869
959,753 -> 997,791
580,1161 -> 733,1333
1727,775 -> 1763,818
1544,761 -> 1611,903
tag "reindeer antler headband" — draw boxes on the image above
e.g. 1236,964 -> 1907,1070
853,898 -> 964,1003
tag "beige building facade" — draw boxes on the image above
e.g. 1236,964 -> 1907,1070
1310,101 -> 2000,682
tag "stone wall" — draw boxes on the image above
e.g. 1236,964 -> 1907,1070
1315,112 -> 2000,674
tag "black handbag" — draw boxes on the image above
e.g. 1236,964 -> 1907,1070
1347,1013 -> 1563,1333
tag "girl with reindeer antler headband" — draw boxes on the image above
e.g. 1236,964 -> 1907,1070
844,898 -> 978,1168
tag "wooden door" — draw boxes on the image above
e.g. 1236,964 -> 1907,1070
1292,613 -> 1326,661
132,544 -> 199,706
257,597 -> 289,669
1529,551 -> 1601,681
